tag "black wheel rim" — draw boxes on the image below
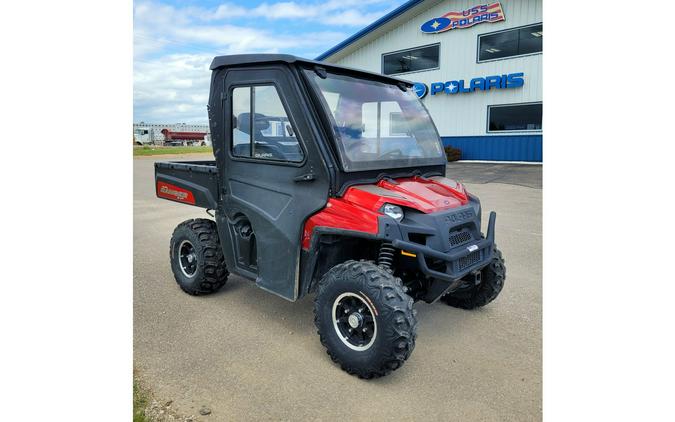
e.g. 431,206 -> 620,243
178,240 -> 197,278
332,293 -> 377,351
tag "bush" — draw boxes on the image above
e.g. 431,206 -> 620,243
444,145 -> 462,162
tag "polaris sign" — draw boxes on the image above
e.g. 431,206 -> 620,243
412,82 -> 428,99
413,72 -> 524,98
420,2 -> 505,34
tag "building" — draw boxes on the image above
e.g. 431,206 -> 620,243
317,0 -> 542,162
133,122 -> 210,144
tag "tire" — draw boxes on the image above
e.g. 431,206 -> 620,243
441,246 -> 506,309
169,218 -> 229,296
314,260 -> 417,379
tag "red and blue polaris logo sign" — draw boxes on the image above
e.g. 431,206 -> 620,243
421,2 -> 505,34
413,73 -> 524,98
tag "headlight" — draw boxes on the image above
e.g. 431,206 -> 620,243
383,203 -> 404,221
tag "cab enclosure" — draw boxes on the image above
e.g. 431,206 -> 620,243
155,54 -> 496,304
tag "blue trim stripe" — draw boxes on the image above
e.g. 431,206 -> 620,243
315,0 -> 426,61
442,135 -> 542,162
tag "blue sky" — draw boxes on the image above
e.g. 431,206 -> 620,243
134,0 -> 408,124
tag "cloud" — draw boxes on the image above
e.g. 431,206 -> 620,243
133,0 -> 403,123
209,0 -> 393,23
172,25 -> 346,53
134,53 -> 212,123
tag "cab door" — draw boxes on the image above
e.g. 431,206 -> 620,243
216,65 -> 329,300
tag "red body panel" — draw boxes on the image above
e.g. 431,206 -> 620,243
301,176 -> 469,250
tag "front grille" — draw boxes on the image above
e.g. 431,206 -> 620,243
458,250 -> 481,270
449,229 -> 472,247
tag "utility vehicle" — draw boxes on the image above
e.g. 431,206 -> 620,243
155,54 -> 506,379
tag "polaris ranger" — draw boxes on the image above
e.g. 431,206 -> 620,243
155,54 -> 506,379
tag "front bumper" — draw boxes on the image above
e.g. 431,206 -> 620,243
377,201 -> 496,302
391,211 -> 495,283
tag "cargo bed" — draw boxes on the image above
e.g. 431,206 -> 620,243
154,160 -> 219,209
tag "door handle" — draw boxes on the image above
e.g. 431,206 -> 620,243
294,172 -> 315,182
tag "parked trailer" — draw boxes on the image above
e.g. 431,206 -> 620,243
161,129 -> 209,146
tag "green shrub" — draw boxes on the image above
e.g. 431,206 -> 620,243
444,145 -> 462,162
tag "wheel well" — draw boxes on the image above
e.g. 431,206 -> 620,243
301,234 -> 381,296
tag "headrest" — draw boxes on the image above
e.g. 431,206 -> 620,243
236,113 -> 270,134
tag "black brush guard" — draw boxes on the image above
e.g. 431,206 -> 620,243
391,211 -> 496,286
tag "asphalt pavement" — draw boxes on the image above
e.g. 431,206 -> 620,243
134,153 -> 542,421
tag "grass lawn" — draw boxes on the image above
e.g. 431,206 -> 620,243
133,380 -> 149,422
133,145 -> 213,156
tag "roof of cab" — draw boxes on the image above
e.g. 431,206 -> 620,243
209,54 -> 412,86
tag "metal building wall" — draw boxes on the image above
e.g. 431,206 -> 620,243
328,0 -> 543,161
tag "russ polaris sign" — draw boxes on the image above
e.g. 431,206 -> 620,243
421,2 -> 505,34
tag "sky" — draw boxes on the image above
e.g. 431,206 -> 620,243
134,0 -> 409,124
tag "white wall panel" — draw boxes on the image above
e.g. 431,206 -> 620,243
328,0 -> 543,137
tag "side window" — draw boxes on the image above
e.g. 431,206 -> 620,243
478,23 -> 542,62
382,44 -> 440,75
487,102 -> 542,132
231,85 -> 303,162
232,87 -> 251,157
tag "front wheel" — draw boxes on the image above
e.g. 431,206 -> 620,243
314,260 -> 417,379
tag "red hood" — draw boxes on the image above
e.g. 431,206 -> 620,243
301,176 -> 469,250
342,176 -> 469,214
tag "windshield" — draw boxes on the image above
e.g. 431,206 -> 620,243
305,70 -> 445,172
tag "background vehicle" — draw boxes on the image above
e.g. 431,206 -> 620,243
161,128 -> 209,146
155,54 -> 506,378
133,127 -> 153,145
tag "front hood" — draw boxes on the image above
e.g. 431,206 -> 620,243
343,176 -> 469,214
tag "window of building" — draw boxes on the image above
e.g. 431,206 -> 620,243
231,85 -> 303,162
487,102 -> 542,132
382,44 -> 440,75
478,23 -> 542,62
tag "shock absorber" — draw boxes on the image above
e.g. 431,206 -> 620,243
378,242 -> 395,271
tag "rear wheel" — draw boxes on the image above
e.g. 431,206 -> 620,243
314,260 -> 417,379
441,247 -> 506,309
170,219 -> 228,295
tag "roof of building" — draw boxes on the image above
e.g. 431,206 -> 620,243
315,0 -> 438,61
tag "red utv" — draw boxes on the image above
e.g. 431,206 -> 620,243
155,54 -> 506,378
